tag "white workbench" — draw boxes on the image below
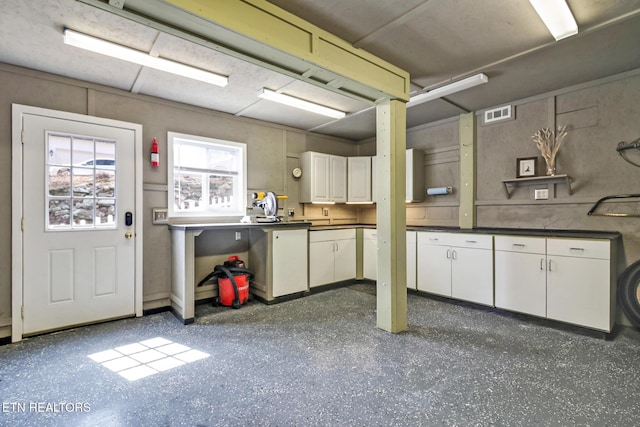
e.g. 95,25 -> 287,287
169,222 -> 310,323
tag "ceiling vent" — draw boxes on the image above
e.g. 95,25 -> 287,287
484,105 -> 512,124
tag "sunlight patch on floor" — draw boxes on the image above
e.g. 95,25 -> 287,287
88,337 -> 209,381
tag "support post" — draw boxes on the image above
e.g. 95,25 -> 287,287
459,112 -> 477,229
375,99 -> 408,333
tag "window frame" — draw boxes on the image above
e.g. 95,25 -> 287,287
167,132 -> 247,220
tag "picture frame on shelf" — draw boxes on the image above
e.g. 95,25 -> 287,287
516,157 -> 537,178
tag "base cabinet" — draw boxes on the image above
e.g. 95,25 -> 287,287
309,229 -> 356,287
363,229 -> 417,289
249,227 -> 309,301
417,232 -> 494,306
495,235 -> 615,332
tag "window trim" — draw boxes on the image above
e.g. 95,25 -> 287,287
167,132 -> 247,220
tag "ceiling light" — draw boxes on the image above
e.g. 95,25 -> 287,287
63,28 -> 228,87
257,88 -> 346,119
528,0 -> 578,41
406,73 -> 488,108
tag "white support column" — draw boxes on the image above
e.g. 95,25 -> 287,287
375,99 -> 408,333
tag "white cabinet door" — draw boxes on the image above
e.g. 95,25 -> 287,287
309,241 -> 335,287
494,251 -> 546,317
406,149 -> 425,202
406,231 -> 417,289
347,156 -> 372,202
330,155 -> 347,203
272,229 -> 308,297
334,238 -> 356,282
547,256 -> 610,331
417,243 -> 451,297
300,152 -> 330,203
363,229 -> 377,280
451,247 -> 493,306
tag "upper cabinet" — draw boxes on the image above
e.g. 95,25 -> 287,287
347,156 -> 372,203
406,149 -> 425,203
372,149 -> 425,203
300,151 -> 347,203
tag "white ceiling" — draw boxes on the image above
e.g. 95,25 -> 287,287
1,0 -> 640,141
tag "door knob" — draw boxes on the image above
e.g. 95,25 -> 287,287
125,231 -> 132,239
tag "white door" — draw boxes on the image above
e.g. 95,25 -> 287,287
312,153 -> 330,202
330,155 -> 347,203
347,156 -> 371,202
494,251 -> 547,317
333,238 -> 356,282
546,256 -> 610,330
309,241 -> 335,287
406,231 -> 417,290
272,229 -> 308,297
417,243 -> 451,297
21,113 -> 137,335
451,247 -> 494,306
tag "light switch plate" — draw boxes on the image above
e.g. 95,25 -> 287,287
534,189 -> 549,200
152,208 -> 169,224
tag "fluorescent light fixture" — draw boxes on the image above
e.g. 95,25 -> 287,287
257,88 -> 346,119
529,0 -> 578,41
63,28 -> 228,87
311,201 -> 336,205
407,73 -> 488,108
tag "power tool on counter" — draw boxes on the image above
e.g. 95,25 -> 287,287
252,191 -> 288,222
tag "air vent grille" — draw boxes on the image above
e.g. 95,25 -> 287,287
484,105 -> 512,124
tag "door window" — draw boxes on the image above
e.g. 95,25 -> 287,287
46,132 -> 117,230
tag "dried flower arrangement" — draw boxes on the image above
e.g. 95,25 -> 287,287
532,125 -> 568,175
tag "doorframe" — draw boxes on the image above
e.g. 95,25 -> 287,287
11,104 -> 144,343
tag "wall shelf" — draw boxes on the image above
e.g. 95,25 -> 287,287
501,174 -> 573,199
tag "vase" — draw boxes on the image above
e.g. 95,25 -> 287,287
545,157 -> 556,176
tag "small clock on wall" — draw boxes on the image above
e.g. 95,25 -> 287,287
292,167 -> 302,178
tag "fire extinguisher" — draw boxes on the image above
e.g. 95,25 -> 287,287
151,137 -> 159,167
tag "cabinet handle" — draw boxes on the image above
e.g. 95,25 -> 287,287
540,258 -> 544,270
446,249 -> 451,259
465,240 -> 477,244
513,243 -> 525,248
569,247 -> 584,251
548,259 -> 553,272
429,238 -> 439,241
452,250 -> 457,260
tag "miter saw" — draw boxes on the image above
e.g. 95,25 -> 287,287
252,191 -> 288,222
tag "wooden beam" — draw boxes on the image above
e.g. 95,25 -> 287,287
375,99 -> 408,333
121,0 -> 411,102
458,112 -> 476,228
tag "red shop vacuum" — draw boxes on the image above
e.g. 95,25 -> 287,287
197,256 -> 254,309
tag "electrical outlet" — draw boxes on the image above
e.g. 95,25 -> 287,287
235,231 -> 241,241
152,208 -> 168,224
288,208 -> 295,217
534,188 -> 549,200
323,207 -> 329,216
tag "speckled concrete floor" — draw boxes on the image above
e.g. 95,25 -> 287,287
2,283 -> 640,426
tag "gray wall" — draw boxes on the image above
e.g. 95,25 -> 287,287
0,63 -> 356,338
357,69 -> 640,324
476,72 -> 640,268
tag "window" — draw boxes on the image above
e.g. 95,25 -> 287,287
168,132 -> 247,219
46,132 -> 117,230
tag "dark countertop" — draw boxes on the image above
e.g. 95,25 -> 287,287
309,224 -> 620,240
169,221 -> 312,231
